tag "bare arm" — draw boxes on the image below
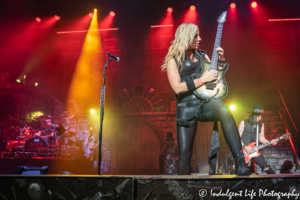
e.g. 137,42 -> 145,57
238,121 -> 245,147
259,124 -> 278,145
239,120 -> 254,154
166,58 -> 217,94
259,124 -> 268,143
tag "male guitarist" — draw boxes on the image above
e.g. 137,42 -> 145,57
239,106 -> 282,184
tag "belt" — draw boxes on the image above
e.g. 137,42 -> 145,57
178,100 -> 201,107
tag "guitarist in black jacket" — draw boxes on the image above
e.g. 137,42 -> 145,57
238,106 -> 282,184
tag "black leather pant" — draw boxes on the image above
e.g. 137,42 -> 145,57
253,154 -> 268,170
177,99 -> 243,175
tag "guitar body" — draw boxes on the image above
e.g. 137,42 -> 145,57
193,54 -> 229,100
243,142 -> 261,164
243,133 -> 290,164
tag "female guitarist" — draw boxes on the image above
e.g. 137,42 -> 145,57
239,106 -> 282,184
161,22 -> 250,176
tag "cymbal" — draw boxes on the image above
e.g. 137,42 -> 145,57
60,111 -> 74,119
33,116 -> 43,120
33,115 -> 53,121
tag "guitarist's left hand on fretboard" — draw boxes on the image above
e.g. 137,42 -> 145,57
216,47 -> 224,61
270,139 -> 278,145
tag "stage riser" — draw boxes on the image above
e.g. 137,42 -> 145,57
0,177 -> 133,200
0,176 -> 300,200
136,178 -> 300,199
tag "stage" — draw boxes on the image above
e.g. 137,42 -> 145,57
0,174 -> 299,200
1,0 -> 300,199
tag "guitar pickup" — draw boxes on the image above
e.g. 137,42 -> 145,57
205,82 -> 216,90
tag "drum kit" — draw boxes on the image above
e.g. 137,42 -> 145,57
0,112 -> 82,159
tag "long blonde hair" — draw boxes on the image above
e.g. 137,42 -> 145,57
161,23 -> 198,72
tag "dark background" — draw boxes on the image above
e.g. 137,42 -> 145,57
0,0 -> 299,154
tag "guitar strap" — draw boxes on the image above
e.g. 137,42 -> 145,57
256,123 -> 259,148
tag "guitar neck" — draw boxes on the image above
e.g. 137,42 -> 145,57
210,23 -> 224,70
257,136 -> 285,150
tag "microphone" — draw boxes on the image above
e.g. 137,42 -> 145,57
107,52 -> 120,62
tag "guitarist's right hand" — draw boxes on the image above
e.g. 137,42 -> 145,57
203,70 -> 218,83
244,146 -> 254,154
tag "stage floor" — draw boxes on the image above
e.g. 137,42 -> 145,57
0,174 -> 299,200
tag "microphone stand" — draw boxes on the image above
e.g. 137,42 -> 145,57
98,56 -> 113,175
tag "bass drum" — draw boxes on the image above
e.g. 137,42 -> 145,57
24,137 -> 48,152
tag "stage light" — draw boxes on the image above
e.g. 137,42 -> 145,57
36,17 -> 41,22
190,5 -> 196,11
230,3 -> 236,8
90,109 -> 95,114
110,11 -> 115,17
55,15 -> 60,20
16,79 -> 20,83
89,126 -> 93,131
150,24 -> 173,28
251,2 -> 257,8
94,9 -> 97,12
89,13 -> 94,18
230,105 -> 236,111
269,18 -> 300,21
56,28 -> 118,34
24,75 -> 26,79
167,7 -> 173,12
35,83 -> 38,86
67,7 -> 101,108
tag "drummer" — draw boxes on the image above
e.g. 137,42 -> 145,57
34,115 -> 56,138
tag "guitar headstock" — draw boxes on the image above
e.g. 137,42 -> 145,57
283,133 -> 291,139
217,11 -> 227,23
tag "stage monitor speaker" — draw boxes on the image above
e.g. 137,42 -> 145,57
58,171 -> 73,175
9,166 -> 48,175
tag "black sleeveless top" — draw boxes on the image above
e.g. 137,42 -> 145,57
175,50 -> 206,102
241,119 -> 262,145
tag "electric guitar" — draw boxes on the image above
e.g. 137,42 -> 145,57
194,11 -> 228,100
243,133 -> 291,164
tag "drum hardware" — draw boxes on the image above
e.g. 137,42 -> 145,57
0,137 -> 7,152
1,117 -> 20,125
0,112 -> 85,160
33,115 -> 53,121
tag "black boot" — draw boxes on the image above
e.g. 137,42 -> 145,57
235,151 -> 250,176
265,166 -> 284,185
